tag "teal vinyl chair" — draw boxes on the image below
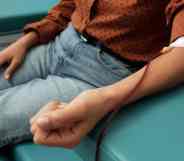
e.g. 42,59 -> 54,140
0,0 -> 58,32
1,1 -> 184,161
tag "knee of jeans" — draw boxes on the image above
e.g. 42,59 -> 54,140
0,112 -> 30,137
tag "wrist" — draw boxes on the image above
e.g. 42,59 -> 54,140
18,31 -> 39,49
101,76 -> 139,112
99,85 -> 124,112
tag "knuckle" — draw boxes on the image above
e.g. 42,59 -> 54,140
48,100 -> 61,105
81,90 -> 91,95
34,137 -> 45,145
33,136 -> 40,144
60,136 -> 81,149
51,113 -> 60,122
45,101 -> 61,110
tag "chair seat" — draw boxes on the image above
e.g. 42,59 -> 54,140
11,143 -> 83,161
72,86 -> 184,161
10,86 -> 184,161
88,86 -> 184,161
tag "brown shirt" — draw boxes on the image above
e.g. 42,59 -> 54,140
24,0 -> 184,62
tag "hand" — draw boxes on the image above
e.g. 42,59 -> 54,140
0,39 -> 29,80
0,32 -> 38,80
31,88 -> 117,148
30,100 -> 67,134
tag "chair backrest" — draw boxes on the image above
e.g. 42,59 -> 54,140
0,0 -> 58,33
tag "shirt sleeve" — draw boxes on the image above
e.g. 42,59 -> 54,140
24,0 -> 75,44
166,0 -> 184,43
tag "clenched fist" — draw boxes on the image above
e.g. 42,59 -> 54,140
30,88 -> 117,148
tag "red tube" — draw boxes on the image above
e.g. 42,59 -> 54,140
95,62 -> 150,161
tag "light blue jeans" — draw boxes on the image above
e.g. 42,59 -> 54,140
0,24 -> 136,147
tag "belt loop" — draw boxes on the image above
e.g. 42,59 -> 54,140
97,48 -> 103,54
96,42 -> 103,54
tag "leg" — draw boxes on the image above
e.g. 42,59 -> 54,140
0,24 -> 135,147
0,75 -> 94,147
0,38 -> 64,90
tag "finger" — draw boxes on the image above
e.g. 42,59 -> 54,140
34,118 -> 92,148
36,104 -> 83,131
58,127 -> 80,148
30,101 -> 60,124
0,53 -> 9,65
33,128 -> 50,144
30,101 -> 66,125
73,120 -> 96,139
4,58 -> 20,79
36,99 -> 87,131
34,127 -> 80,148
30,123 -> 38,135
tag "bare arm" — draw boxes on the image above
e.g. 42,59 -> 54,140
104,47 -> 184,112
18,31 -> 39,49
105,0 -> 184,111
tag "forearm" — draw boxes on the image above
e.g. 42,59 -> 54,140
17,31 -> 39,49
104,47 -> 184,111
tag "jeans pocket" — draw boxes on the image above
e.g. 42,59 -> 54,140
96,50 -> 134,78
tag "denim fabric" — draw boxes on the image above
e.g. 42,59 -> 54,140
0,24 -> 134,147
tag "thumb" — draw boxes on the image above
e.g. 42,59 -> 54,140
36,103 -> 84,131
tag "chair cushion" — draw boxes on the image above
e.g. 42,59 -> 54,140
11,143 -> 83,161
87,86 -> 184,161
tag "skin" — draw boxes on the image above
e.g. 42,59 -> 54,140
1,31 -> 184,148
30,46 -> 184,148
0,31 -> 38,79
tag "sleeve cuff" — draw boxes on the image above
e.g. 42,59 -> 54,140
169,36 -> 184,47
24,19 -> 64,44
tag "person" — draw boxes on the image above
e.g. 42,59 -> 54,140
0,0 -> 184,148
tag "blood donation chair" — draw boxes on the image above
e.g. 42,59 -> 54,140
0,1 -> 184,161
